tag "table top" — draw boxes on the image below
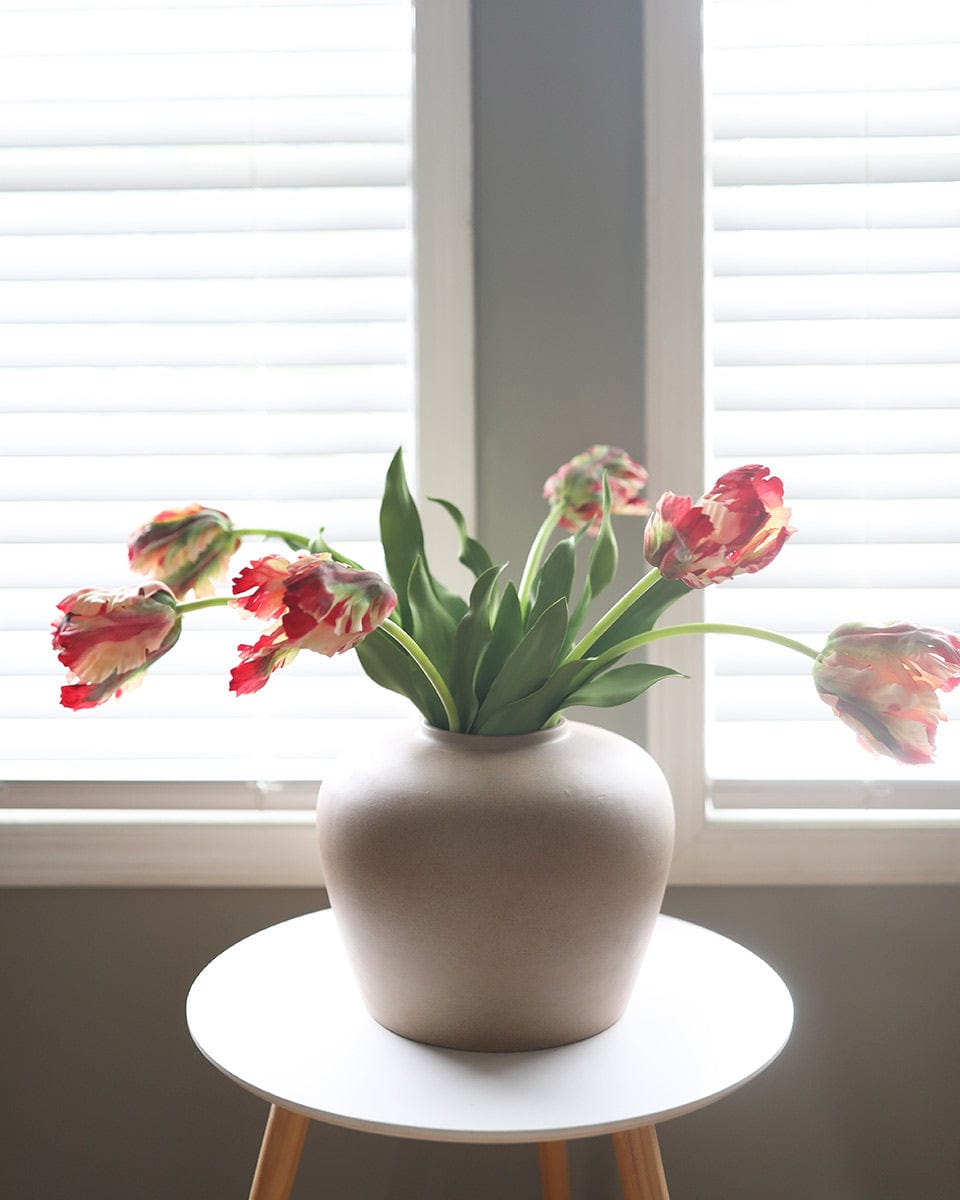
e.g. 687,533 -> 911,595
186,909 -> 793,1144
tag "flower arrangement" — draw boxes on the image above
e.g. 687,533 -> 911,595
52,447 -> 960,764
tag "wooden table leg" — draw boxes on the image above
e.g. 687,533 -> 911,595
248,1103 -> 311,1200
537,1140 -> 571,1200
611,1126 -> 670,1200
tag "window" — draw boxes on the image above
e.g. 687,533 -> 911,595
644,0 -> 960,882
0,0 -> 474,884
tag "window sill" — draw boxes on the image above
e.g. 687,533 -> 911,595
669,803 -> 960,886
4,802 -> 960,887
0,809 -> 324,887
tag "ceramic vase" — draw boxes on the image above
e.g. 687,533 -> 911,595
316,719 -> 674,1051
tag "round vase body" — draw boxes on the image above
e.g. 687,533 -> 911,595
316,719 -> 674,1052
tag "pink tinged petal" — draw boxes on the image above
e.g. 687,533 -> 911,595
813,621 -> 960,764
52,582 -> 181,709
543,445 -> 649,535
644,465 -> 794,587
232,555 -> 296,619
129,505 -> 238,600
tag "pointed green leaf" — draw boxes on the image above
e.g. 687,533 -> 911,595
475,581 -> 523,702
474,660 -> 585,735
472,599 -> 569,731
526,537 -> 576,630
408,555 -> 459,678
565,479 -> 617,649
447,565 -> 503,730
429,497 -> 496,579
379,449 -> 467,629
379,448 -> 425,630
562,662 -> 683,710
590,576 -> 692,658
355,625 -> 447,727
588,475 -> 619,596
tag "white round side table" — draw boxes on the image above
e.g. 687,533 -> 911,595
187,910 -> 793,1200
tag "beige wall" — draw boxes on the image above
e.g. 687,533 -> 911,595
3,3 -> 959,1197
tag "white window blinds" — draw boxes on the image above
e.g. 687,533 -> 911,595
0,0 -> 417,786
704,0 -> 960,801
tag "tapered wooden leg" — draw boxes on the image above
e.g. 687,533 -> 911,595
537,1140 -> 571,1200
248,1104 -> 311,1200
611,1126 -> 670,1200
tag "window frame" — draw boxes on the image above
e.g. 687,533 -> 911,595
0,0 -> 475,887
643,0 -> 960,885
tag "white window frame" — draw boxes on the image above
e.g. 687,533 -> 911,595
644,0 -> 960,885
0,0 -> 475,887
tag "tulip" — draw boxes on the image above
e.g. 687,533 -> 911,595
543,445 -> 649,535
813,622 -> 960,765
230,554 -> 397,695
52,582 -> 181,709
644,464 -> 793,587
129,504 -> 240,599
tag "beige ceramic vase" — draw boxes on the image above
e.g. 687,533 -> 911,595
316,718 -> 674,1051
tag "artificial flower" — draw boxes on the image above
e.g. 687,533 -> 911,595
813,622 -> 960,764
543,445 -> 649,535
643,464 -> 793,587
230,554 -> 397,695
128,504 -> 240,599
52,582 -> 181,709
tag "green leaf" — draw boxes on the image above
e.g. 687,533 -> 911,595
561,662 -> 683,710
379,449 -> 425,630
355,625 -> 447,727
379,449 -> 467,630
565,479 -> 617,648
429,497 -> 495,579
474,660 -> 584,735
526,537 -> 576,630
472,599 -> 569,731
475,581 -> 523,702
590,576 -> 692,658
588,476 -> 619,596
446,565 -> 503,730
408,555 -> 459,678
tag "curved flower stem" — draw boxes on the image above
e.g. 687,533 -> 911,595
564,568 -> 662,663
589,621 -> 821,672
177,596 -> 234,615
518,506 -> 564,616
379,620 -> 461,733
234,527 -> 312,551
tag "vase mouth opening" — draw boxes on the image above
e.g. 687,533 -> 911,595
418,719 -> 570,750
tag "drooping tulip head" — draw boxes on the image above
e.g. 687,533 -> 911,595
230,554 -> 397,695
543,445 -> 649,535
813,621 -> 960,765
52,582 -> 181,709
644,464 -> 793,587
128,504 -> 240,599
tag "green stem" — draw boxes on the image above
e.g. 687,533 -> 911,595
177,596 -> 234,615
234,527 -> 311,550
564,568 -> 662,662
518,506 -> 564,615
379,620 -> 461,733
590,621 -> 821,672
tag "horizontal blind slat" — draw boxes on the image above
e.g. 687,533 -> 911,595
0,187 -> 410,235
4,411 -> 410,456
714,363 -> 960,410
0,454 -> 401,500
0,52 -> 412,102
0,323 -> 411,368
0,278 -> 411,323
712,182 -> 960,231
0,145 -> 411,191
0,6 -> 411,56
0,365 -> 412,413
